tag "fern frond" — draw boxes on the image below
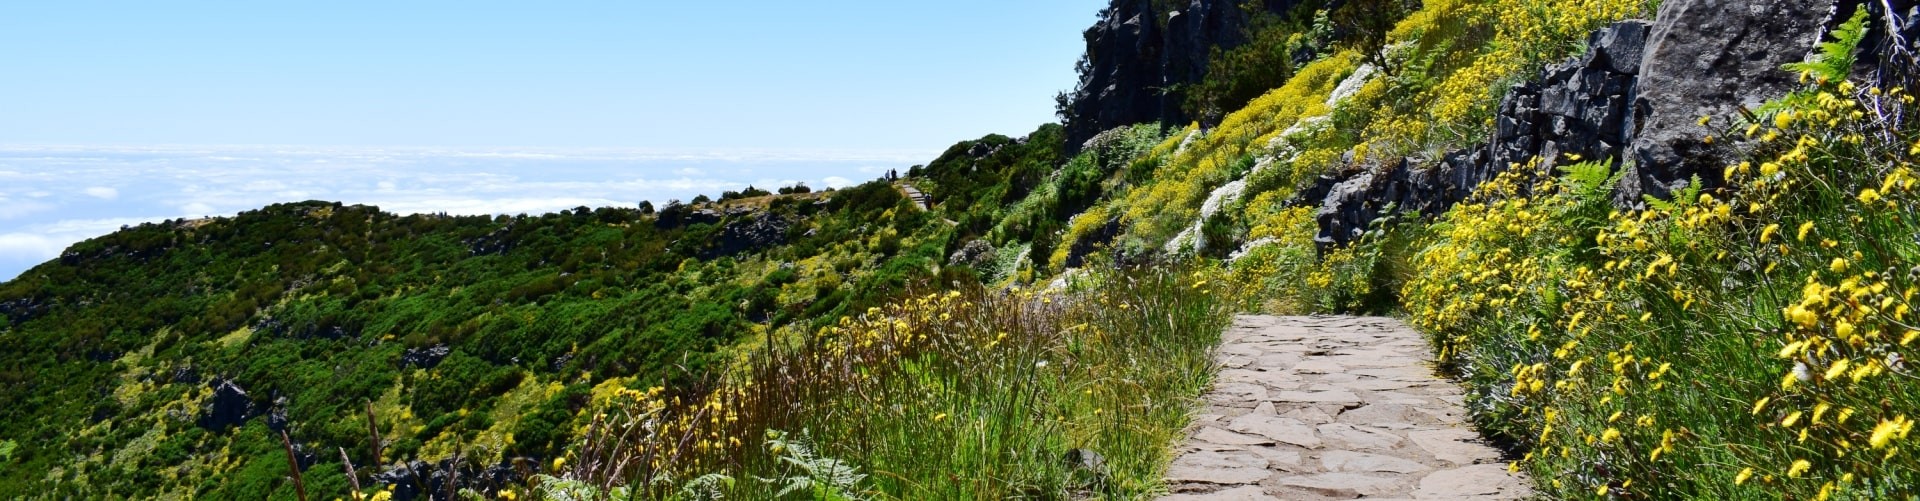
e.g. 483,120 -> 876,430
1782,8 -> 1869,82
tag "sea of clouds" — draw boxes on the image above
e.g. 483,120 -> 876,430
0,144 -> 931,281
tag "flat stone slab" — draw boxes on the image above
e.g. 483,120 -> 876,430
1162,485 -> 1280,501
1160,316 -> 1531,500
1319,450 -> 1431,474
1413,464 -> 1531,499
1227,414 -> 1323,449
1166,450 -> 1272,485
1193,426 -> 1275,446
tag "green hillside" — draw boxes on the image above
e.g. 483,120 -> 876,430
5,0 -> 1920,499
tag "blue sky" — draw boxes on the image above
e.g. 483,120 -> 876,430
0,1 -> 1103,280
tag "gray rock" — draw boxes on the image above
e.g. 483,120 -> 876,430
1059,0 -> 1310,150
198,378 -> 255,430
705,212 -> 792,259
947,239 -> 995,269
1312,21 -> 1653,247
1618,0 -> 1837,204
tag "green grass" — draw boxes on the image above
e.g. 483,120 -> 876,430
550,266 -> 1231,500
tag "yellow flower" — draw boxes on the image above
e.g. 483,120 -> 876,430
1760,224 -> 1781,243
1831,258 -> 1849,273
933,412 -> 949,422
1871,416 -> 1912,449
1859,188 -> 1882,204
1786,307 -> 1818,328
1824,359 -> 1851,381
1788,459 -> 1812,478
1735,467 -> 1755,485
1798,222 -> 1817,241
1752,397 -> 1771,415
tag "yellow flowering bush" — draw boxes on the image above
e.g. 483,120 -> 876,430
1363,0 -> 1649,153
1114,52 -> 1361,248
1398,19 -> 1920,495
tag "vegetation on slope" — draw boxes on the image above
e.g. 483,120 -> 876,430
1403,17 -> 1920,497
0,180 -> 954,498
543,268 -> 1228,499
12,0 -> 1913,499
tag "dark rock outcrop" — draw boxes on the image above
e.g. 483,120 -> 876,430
373,458 -> 535,501
1853,0 -> 1920,86
198,378 -> 257,430
401,344 -> 451,369
169,365 -> 201,385
948,239 -> 997,270
1311,0 -> 1887,245
1313,21 -> 1652,246
0,296 -> 49,326
703,212 -> 793,259
1618,0 -> 1836,203
1062,0 -> 1307,149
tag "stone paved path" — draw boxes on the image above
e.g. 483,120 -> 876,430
1161,316 -> 1532,500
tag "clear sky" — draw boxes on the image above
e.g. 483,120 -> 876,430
0,1 -> 1101,150
0,1 -> 1106,281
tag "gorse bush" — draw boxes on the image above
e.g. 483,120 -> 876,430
1395,16 -> 1920,495
1360,0 -> 1650,152
1114,51 -> 1360,252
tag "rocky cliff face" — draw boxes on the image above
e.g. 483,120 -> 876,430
1308,0 -> 1907,246
1061,0 -> 1308,149
1620,0 -> 1838,204
1313,21 -> 1653,246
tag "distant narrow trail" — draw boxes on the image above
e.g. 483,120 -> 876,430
1161,316 -> 1531,500
898,184 -> 930,211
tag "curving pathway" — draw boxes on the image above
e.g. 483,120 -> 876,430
1161,315 -> 1532,500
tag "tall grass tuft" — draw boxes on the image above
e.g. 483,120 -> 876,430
553,267 -> 1230,499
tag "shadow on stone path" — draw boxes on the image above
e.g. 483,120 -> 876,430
1161,315 -> 1531,500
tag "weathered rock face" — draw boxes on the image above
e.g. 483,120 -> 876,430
401,344 -> 452,369
1062,0 -> 1307,149
1495,21 -> 1649,174
948,239 -> 997,270
1309,0 -> 1900,245
373,458 -> 534,501
198,378 -> 257,430
1312,21 -> 1652,246
1618,0 -> 1836,204
704,212 -> 793,259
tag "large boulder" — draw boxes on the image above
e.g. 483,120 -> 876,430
1618,0 -> 1837,204
198,378 -> 257,430
704,212 -> 793,259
